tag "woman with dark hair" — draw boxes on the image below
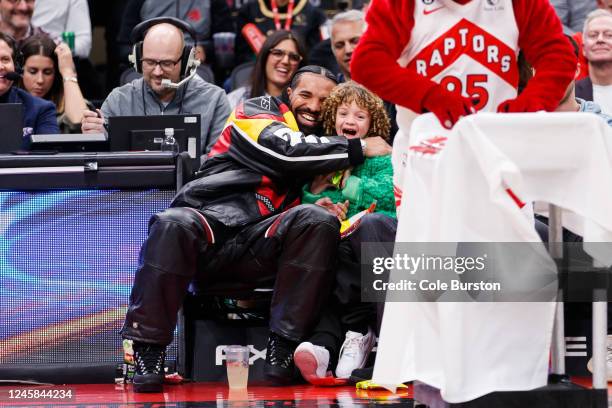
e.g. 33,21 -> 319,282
227,30 -> 307,108
19,34 -> 88,133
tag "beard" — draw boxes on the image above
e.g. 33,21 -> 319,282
297,121 -> 322,136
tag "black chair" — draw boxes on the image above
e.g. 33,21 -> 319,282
196,64 -> 215,84
119,67 -> 141,86
228,62 -> 255,92
180,280 -> 274,380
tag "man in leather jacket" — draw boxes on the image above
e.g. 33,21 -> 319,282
120,65 -> 392,392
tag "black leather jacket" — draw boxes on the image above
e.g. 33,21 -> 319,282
171,96 -> 364,227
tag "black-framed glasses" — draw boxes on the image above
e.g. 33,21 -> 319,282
269,48 -> 302,64
5,0 -> 35,5
141,57 -> 182,71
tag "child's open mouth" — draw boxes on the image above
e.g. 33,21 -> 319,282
341,128 -> 358,138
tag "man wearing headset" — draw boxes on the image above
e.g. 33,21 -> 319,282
0,32 -> 58,137
82,18 -> 231,156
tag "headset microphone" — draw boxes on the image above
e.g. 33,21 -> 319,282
1,72 -> 21,81
161,62 -> 200,89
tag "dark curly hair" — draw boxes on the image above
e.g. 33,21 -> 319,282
321,81 -> 390,140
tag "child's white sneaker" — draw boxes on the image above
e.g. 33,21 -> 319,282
335,327 -> 376,379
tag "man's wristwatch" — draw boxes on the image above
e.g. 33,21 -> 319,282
360,139 -> 366,155
63,76 -> 78,84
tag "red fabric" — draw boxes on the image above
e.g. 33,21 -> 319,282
573,32 -> 589,81
422,85 -> 476,128
352,0 -> 577,115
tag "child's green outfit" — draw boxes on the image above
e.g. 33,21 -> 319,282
302,155 -> 396,219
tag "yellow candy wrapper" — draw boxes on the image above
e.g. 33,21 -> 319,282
356,379 -> 409,390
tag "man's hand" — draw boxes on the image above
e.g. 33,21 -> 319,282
422,85 -> 476,129
363,136 -> 392,157
315,197 -> 349,221
82,109 -> 105,133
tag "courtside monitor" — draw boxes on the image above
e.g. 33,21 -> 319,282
0,103 -> 24,153
29,133 -> 108,152
108,115 -> 201,168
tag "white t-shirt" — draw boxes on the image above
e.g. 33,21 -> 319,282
31,0 -> 92,58
593,84 -> 612,115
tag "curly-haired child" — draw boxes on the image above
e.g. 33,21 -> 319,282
295,81 -> 396,384
301,81 -> 396,219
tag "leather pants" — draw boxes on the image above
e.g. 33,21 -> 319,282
121,204 -> 341,346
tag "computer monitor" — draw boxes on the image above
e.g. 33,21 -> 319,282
29,133 -> 108,152
0,103 -> 24,153
108,114 -> 201,168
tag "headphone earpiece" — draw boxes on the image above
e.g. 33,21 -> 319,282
181,45 -> 200,79
130,16 -> 199,80
129,41 -> 144,74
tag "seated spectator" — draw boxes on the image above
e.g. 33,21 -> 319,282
295,80 -> 395,383
558,34 -> 612,124
0,32 -> 58,137
19,34 -> 89,133
227,29 -> 306,109
0,0 -> 44,44
235,0 -> 326,65
31,0 -> 92,58
117,0 -> 234,68
82,18 -> 231,157
328,9 -> 363,83
120,65 -> 392,392
576,9 -> 612,114
322,9 -> 399,141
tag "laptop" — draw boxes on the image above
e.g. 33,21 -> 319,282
0,103 -> 24,153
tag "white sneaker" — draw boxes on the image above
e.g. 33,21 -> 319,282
294,342 -> 330,383
335,328 -> 376,379
586,334 -> 612,381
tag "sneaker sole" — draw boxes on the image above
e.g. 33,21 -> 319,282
294,348 -> 320,383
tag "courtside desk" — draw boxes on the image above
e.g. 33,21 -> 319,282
0,151 -> 190,384
0,151 -> 188,190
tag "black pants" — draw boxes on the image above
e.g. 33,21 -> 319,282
309,213 -> 397,367
121,204 -> 341,346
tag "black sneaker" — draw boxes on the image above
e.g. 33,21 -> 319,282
132,342 -> 166,393
264,332 -> 297,385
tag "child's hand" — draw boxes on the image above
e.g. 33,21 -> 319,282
339,168 -> 352,189
315,198 -> 350,221
310,172 -> 337,194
